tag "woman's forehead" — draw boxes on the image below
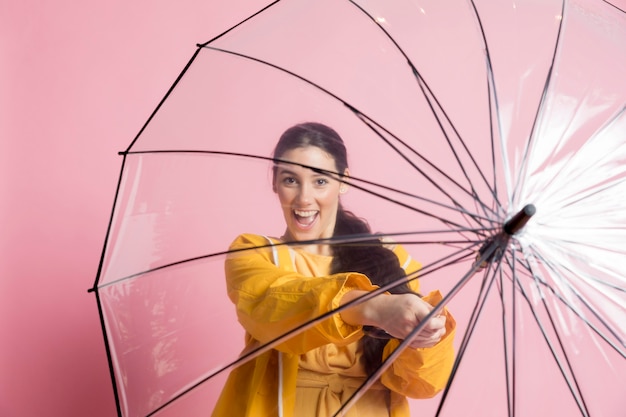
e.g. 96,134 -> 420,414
275,146 -> 338,172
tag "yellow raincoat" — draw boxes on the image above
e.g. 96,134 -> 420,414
212,234 -> 456,417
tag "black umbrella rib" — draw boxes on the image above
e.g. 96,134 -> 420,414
336,242 -> 502,416
124,48 -> 202,154
124,147 -> 489,222
434,257 -> 507,417
144,244 -> 480,417
124,1 -> 281,154
95,228 -> 487,290
197,0 -> 280,47
602,0 -> 626,13
467,0 -> 509,221
521,106 -> 626,206
284,150 -> 496,229
120,1 -> 282,159
498,251 -> 517,417
485,62 -> 503,221
343,167 -> 485,231
349,109 -> 497,230
347,0 -> 503,218
511,256 -> 597,414
197,44 -> 499,225
122,148 -> 496,230
89,156 -> 133,415
91,155 -> 129,291
510,256 -> 592,417
413,72 -> 502,220
523,248 -> 626,355
411,73 -> 498,220
507,245 -> 625,355
509,0 -> 567,205
92,284 -> 124,416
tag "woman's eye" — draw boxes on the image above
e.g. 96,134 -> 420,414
282,177 -> 297,185
316,178 -> 329,186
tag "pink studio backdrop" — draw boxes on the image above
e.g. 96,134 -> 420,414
1,1 -> 269,416
2,1 -> 625,417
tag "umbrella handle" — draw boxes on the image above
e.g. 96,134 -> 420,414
503,204 -> 536,235
474,204 -> 536,270
366,205 -> 536,338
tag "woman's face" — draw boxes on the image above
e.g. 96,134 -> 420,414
273,146 -> 346,244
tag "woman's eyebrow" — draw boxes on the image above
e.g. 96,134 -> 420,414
276,167 -> 298,176
276,164 -> 333,178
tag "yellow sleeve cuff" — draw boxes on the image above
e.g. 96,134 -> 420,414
331,272 -> 378,340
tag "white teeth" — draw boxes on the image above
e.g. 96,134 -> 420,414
294,209 -> 318,218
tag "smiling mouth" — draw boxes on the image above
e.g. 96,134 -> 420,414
293,209 -> 319,228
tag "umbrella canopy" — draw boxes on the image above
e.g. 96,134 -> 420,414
91,0 -> 626,416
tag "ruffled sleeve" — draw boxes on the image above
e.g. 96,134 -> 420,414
380,290 -> 456,398
225,233 -> 378,355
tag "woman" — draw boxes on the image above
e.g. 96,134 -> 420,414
212,122 -> 456,417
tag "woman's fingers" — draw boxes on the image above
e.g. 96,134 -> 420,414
352,292 -> 448,347
426,314 -> 447,333
377,294 -> 447,347
407,325 -> 447,349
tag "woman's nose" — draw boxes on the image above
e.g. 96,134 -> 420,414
296,184 -> 312,204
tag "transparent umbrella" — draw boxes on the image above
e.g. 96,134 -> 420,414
90,0 -> 626,416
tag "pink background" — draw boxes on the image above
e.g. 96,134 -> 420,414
1,1 -> 268,415
2,1 -> 625,416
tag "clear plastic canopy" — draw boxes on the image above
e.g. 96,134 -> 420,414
92,0 -> 626,416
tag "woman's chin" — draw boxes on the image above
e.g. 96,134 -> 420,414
290,230 -> 317,242
287,223 -> 321,242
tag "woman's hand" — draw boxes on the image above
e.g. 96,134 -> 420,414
341,291 -> 447,349
373,293 -> 447,348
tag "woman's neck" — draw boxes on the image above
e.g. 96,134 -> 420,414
281,231 -> 333,256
